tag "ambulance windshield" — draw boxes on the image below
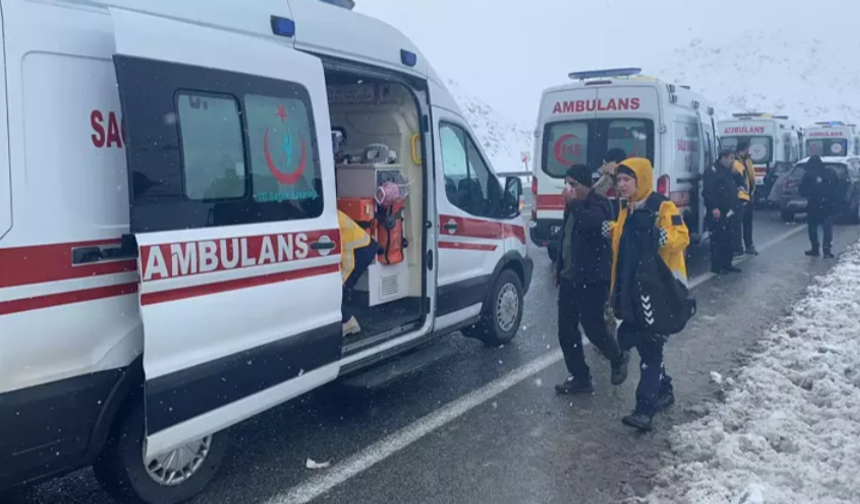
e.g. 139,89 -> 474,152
542,119 -> 654,177
807,138 -> 848,157
720,135 -> 773,164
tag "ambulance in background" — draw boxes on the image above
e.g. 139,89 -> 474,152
717,113 -> 804,204
805,121 -> 859,158
531,67 -> 717,257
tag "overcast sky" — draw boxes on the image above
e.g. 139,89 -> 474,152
356,0 -> 858,125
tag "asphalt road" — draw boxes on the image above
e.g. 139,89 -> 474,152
12,209 -> 860,504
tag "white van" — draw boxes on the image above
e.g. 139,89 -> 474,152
804,121 -> 859,158
717,113 -> 804,203
530,67 -> 717,256
0,1 -> 532,502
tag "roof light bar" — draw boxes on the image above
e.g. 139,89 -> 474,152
568,67 -> 642,81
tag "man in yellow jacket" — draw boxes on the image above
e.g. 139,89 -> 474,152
732,140 -> 758,255
602,157 -> 690,432
338,210 -> 379,336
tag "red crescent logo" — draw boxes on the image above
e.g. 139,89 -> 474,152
263,127 -> 307,185
553,134 -> 579,165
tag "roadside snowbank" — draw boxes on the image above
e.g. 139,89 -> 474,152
640,242 -> 860,504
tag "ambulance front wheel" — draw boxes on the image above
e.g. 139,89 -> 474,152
464,269 -> 524,347
93,397 -> 229,504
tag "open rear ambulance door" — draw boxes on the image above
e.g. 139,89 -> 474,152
110,8 -> 343,460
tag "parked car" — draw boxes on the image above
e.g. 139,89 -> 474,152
776,156 -> 860,223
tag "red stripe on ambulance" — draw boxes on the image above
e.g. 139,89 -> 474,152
438,215 -> 526,244
140,229 -> 341,282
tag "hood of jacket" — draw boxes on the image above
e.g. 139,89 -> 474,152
619,157 -> 654,203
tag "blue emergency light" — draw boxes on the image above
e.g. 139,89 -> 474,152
400,49 -> 417,67
815,121 -> 845,126
270,16 -> 296,38
568,67 -> 642,80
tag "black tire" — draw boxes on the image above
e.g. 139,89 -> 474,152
93,398 -> 228,504
780,210 -> 795,222
547,246 -> 558,263
463,269 -> 524,347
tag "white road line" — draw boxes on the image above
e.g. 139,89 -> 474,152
689,224 -> 806,288
265,223 -> 807,504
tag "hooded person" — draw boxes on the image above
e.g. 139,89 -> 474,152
799,155 -> 839,258
601,157 -> 690,431
553,163 -> 629,395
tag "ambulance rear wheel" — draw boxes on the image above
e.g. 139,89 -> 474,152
93,397 -> 228,504
464,269 -> 523,347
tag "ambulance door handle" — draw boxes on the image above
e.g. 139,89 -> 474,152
311,241 -> 336,251
72,244 -> 137,265
443,222 -> 458,233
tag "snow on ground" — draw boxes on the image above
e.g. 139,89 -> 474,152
637,244 -> 860,504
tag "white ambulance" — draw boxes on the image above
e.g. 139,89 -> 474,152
717,113 -> 804,203
804,121 -> 859,158
531,67 -> 717,255
0,0 -> 533,502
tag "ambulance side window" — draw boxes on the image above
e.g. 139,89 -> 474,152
439,122 -> 501,218
177,92 -> 247,201
244,93 -> 322,213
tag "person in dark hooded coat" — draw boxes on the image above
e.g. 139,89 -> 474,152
799,155 -> 839,258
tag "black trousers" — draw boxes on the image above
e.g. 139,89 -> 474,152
618,322 -> 673,415
557,280 -> 621,380
808,212 -> 834,252
742,200 -> 755,248
709,214 -> 735,272
342,240 -> 379,322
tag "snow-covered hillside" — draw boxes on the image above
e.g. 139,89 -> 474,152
444,79 -> 534,174
654,30 -> 860,124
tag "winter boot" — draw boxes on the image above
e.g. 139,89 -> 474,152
805,248 -> 820,257
745,246 -> 759,256
610,351 -> 630,386
342,316 -> 362,336
824,249 -> 835,259
555,376 -> 594,395
622,411 -> 653,432
655,390 -> 676,412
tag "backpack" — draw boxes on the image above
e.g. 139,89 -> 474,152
629,196 -> 696,335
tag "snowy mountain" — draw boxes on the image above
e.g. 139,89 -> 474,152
444,79 -> 534,174
653,30 -> 860,124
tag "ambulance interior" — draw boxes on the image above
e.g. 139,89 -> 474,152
326,72 -> 425,350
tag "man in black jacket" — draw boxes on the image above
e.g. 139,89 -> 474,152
800,155 -> 839,258
554,164 -> 629,395
703,150 -> 743,274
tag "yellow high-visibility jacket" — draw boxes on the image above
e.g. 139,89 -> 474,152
605,158 -> 690,294
338,210 -> 371,284
732,154 -> 755,201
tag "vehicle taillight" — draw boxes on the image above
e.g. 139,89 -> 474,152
657,175 -> 670,196
531,177 -> 538,195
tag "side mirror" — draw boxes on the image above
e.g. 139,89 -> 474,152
503,176 -> 523,218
